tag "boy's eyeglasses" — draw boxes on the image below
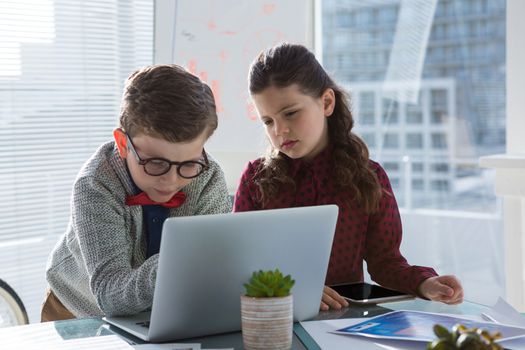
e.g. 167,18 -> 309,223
125,133 -> 209,178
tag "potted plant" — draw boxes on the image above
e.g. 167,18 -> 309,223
240,269 -> 295,350
427,323 -> 503,349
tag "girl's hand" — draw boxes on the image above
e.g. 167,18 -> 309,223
320,285 -> 349,311
418,275 -> 464,305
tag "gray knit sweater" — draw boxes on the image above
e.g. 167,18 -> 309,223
45,141 -> 232,317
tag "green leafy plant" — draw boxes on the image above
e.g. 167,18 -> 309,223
244,269 -> 295,297
427,323 -> 503,350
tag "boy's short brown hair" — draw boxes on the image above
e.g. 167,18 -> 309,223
119,64 -> 217,142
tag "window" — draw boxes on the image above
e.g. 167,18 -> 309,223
432,163 -> 450,172
383,161 -> 400,172
431,89 -> 447,105
412,179 -> 424,190
359,112 -> 375,125
431,133 -> 448,149
382,98 -> 399,124
431,89 -> 448,124
383,133 -> 399,149
0,0 -> 153,323
431,110 -> 448,124
433,23 -> 445,40
431,179 -> 449,191
360,92 -> 375,109
360,132 -> 376,147
406,103 -> 423,124
322,0 -> 505,305
379,6 -> 397,23
406,133 -> 424,149
334,33 -> 348,49
336,12 -> 352,27
412,162 -> 424,173
390,178 -> 400,188
358,91 -> 375,125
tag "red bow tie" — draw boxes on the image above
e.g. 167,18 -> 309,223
125,191 -> 186,208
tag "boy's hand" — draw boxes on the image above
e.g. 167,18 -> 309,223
418,275 -> 464,305
320,285 -> 349,311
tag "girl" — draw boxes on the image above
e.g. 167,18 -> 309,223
233,43 -> 463,311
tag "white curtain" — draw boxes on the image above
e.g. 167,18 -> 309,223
0,0 -> 153,323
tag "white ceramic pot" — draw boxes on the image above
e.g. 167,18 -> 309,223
240,294 -> 293,350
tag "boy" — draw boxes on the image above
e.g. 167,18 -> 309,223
41,65 -> 231,321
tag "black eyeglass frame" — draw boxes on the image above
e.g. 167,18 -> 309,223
125,133 -> 209,178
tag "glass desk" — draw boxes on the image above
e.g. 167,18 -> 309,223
0,299 -> 491,349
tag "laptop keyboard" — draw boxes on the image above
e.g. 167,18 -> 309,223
136,321 -> 150,328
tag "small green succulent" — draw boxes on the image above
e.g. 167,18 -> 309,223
427,323 -> 503,350
244,269 -> 295,298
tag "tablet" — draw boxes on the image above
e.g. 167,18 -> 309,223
330,282 -> 414,304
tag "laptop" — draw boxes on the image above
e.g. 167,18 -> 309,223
104,204 -> 339,342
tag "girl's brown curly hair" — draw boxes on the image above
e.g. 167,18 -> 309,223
248,43 -> 383,213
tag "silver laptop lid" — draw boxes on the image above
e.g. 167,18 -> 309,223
149,204 -> 339,342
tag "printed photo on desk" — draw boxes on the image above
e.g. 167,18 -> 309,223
332,310 -> 525,342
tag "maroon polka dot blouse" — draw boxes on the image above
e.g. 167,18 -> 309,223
233,147 -> 437,296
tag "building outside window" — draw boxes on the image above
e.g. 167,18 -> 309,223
406,133 -> 424,149
323,0 -> 505,212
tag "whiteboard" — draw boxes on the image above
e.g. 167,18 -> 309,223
154,0 -> 315,190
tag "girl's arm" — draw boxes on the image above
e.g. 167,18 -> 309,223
364,163 -> 437,296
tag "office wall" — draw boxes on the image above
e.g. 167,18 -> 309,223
154,0 -> 315,192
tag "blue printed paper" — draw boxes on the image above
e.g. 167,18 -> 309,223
333,310 -> 525,342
